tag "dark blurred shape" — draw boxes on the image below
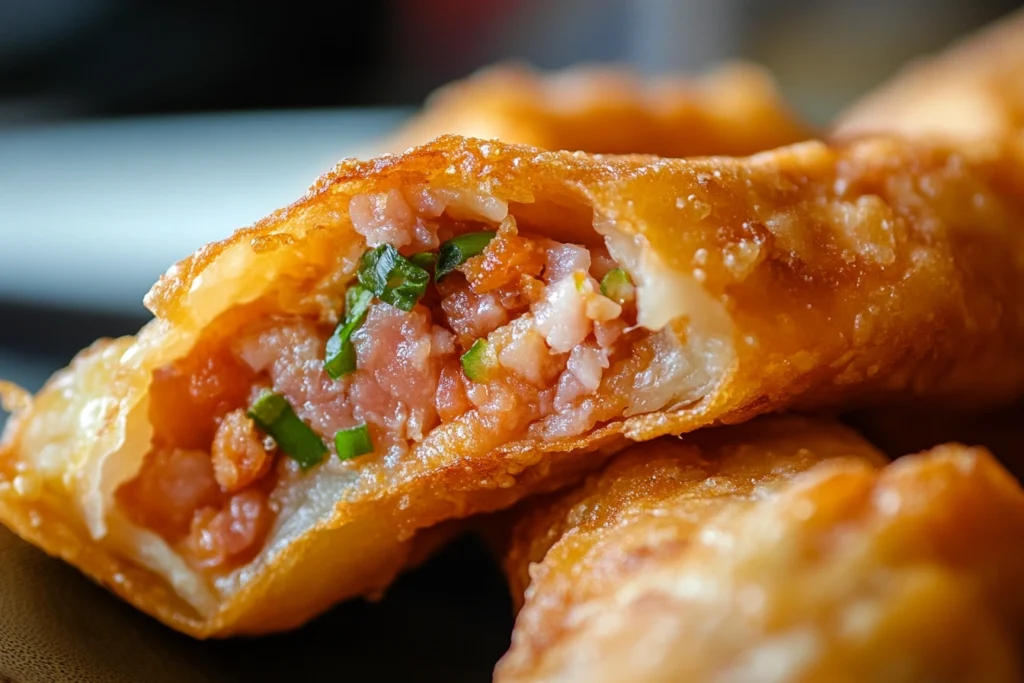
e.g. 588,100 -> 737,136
1,0 -> 1022,126
0,0 -> 392,122
0,529 -> 512,683
0,299 -> 145,360
848,403 -> 1024,483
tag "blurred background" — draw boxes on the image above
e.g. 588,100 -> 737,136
1,0 -> 1022,124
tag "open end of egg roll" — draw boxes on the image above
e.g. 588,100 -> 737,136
3,133 -> 1024,637
109,178 -> 735,613
497,417 -> 1024,683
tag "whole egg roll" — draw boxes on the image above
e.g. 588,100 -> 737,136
496,417 -> 1024,682
384,62 -> 812,155
833,8 -> 1024,152
3,132 -> 1024,637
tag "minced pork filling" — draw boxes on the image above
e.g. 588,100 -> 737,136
118,186 -> 658,575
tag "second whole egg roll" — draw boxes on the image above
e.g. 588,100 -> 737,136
3,131 -> 1024,636
384,62 -> 813,156
833,8 -> 1024,152
497,416 -> 1024,682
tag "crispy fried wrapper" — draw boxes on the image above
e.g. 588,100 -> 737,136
497,417 -> 1024,682
385,62 -> 812,155
3,132 -> 1024,637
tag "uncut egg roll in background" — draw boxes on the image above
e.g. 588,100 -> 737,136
833,8 -> 1024,151
385,62 -> 813,156
4,129 -> 1024,636
496,416 -> 1024,683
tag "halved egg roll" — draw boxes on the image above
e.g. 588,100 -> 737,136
385,62 -> 812,155
3,133 -> 1024,637
497,417 -> 1024,682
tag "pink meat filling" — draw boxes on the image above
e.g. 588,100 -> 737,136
227,203 -> 634,462
124,189 -> 645,574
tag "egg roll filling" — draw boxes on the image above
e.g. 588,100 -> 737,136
114,186 -> 729,579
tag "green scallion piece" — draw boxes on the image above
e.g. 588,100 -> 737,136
335,423 -> 374,461
409,252 -> 437,272
599,268 -> 635,305
435,231 -> 497,281
461,338 -> 497,382
357,244 -> 430,311
324,285 -> 374,379
247,392 -> 327,471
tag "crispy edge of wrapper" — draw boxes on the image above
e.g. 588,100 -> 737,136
0,344 -> 210,634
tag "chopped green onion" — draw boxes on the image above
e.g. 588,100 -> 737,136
247,392 -> 327,472
600,268 -> 635,305
345,282 -> 375,319
461,338 -> 497,382
410,252 -> 437,272
335,423 -> 374,461
358,244 -> 430,311
324,285 -> 374,379
435,231 -> 497,281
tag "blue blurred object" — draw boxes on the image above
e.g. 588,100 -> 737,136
0,109 -> 410,313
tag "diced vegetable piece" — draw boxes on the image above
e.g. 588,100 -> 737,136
325,285 -> 374,378
436,232 -> 497,281
335,423 -> 374,461
410,252 -> 437,272
461,338 -> 497,382
599,268 -> 635,305
246,392 -> 327,471
358,244 -> 430,311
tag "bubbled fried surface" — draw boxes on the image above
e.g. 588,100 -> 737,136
497,417 -> 1024,683
5,133 -> 1024,637
383,62 -> 813,156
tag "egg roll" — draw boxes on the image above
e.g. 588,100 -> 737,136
3,132 -> 1024,637
834,8 -> 1024,152
497,417 -> 1024,682
385,62 -> 812,155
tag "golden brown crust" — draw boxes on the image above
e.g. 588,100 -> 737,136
384,62 -> 813,156
4,133 -> 1024,636
497,418 -> 1024,682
